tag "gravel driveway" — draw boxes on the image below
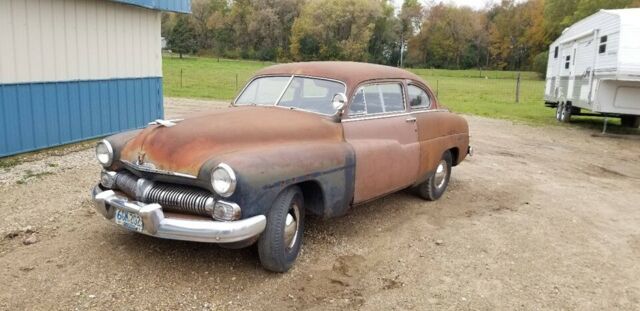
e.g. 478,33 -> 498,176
1,98 -> 639,310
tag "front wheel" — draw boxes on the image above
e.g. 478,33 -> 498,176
258,186 -> 305,272
417,151 -> 452,201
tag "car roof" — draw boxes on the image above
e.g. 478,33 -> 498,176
254,61 -> 428,89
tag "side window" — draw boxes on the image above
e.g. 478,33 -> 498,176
599,35 -> 607,54
564,55 -> 571,69
554,46 -> 559,59
407,85 -> 431,109
378,84 -> 404,112
348,83 -> 404,116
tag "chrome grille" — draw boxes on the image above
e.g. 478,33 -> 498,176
112,170 -> 214,217
145,183 -> 213,215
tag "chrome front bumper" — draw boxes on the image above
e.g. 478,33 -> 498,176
91,185 -> 266,243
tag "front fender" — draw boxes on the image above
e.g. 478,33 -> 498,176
200,142 -> 356,218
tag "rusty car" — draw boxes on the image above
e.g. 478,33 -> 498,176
91,62 -> 472,272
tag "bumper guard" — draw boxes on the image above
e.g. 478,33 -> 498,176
92,185 -> 266,243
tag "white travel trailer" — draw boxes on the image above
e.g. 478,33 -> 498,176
544,8 -> 640,128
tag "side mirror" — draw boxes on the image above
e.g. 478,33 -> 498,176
331,93 -> 348,122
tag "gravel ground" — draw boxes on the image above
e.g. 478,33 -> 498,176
1,98 -> 640,310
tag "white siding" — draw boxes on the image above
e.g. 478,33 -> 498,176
546,46 -> 560,78
574,37 -> 594,74
596,32 -> 619,71
547,11 -> 621,77
618,23 -> 640,73
0,0 -> 162,84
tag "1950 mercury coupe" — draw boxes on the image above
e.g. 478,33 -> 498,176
91,62 -> 471,272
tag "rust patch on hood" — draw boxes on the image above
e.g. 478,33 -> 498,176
119,106 -> 344,176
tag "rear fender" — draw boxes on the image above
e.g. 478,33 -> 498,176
414,111 -> 470,184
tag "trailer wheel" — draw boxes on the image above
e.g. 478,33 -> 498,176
621,116 -> 640,128
560,102 -> 572,123
556,102 -> 564,121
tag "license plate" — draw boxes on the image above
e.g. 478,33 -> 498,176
115,209 -> 144,232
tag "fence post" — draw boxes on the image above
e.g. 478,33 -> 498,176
180,68 -> 183,88
436,80 -> 439,97
515,72 -> 521,103
235,74 -> 238,91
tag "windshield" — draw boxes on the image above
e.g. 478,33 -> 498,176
235,76 -> 346,115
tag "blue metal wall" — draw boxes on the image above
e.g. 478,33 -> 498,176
0,77 -> 163,157
111,0 -> 191,13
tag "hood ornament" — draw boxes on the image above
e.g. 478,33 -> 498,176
148,119 -> 183,128
136,152 -> 157,169
137,152 -> 146,165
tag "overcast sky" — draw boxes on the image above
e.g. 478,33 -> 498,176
392,0 -> 523,11
437,0 -> 496,10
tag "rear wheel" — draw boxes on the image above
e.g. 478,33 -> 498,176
621,115 -> 640,128
560,102 -> 572,123
258,186 -> 305,272
417,151 -> 452,201
556,102 -> 564,121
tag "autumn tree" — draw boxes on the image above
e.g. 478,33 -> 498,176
368,1 -> 401,65
168,14 -> 197,58
398,0 -> 423,66
488,0 -> 544,70
247,0 -> 304,61
290,0 -> 384,61
160,0 -> 640,69
406,4 -> 476,69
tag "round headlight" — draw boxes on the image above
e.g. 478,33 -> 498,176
95,140 -> 114,167
211,163 -> 236,197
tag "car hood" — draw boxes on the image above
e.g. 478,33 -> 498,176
119,106 -> 344,177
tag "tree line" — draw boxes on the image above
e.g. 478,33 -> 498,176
163,0 -> 640,73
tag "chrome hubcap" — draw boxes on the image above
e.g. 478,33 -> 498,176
557,105 -> 562,119
284,203 -> 300,249
434,160 -> 448,189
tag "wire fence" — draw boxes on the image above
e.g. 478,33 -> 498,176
167,68 -> 545,106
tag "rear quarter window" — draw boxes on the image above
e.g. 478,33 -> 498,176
407,85 -> 431,109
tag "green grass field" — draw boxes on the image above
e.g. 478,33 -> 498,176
163,55 -> 274,100
162,55 -> 620,128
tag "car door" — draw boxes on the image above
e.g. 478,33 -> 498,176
408,83 -> 465,181
342,81 -> 419,203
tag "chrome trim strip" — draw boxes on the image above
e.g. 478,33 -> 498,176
343,109 -> 449,122
121,160 -> 198,179
92,186 -> 266,243
274,75 -> 295,106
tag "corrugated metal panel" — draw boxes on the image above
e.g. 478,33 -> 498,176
0,78 -> 163,157
0,0 -> 162,84
111,0 -> 191,13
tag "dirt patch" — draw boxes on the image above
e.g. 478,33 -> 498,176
1,100 -> 640,310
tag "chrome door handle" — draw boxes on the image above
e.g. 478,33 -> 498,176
405,117 -> 417,123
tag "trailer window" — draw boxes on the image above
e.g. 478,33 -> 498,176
565,55 -> 570,69
599,36 -> 607,54
554,46 -> 559,59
